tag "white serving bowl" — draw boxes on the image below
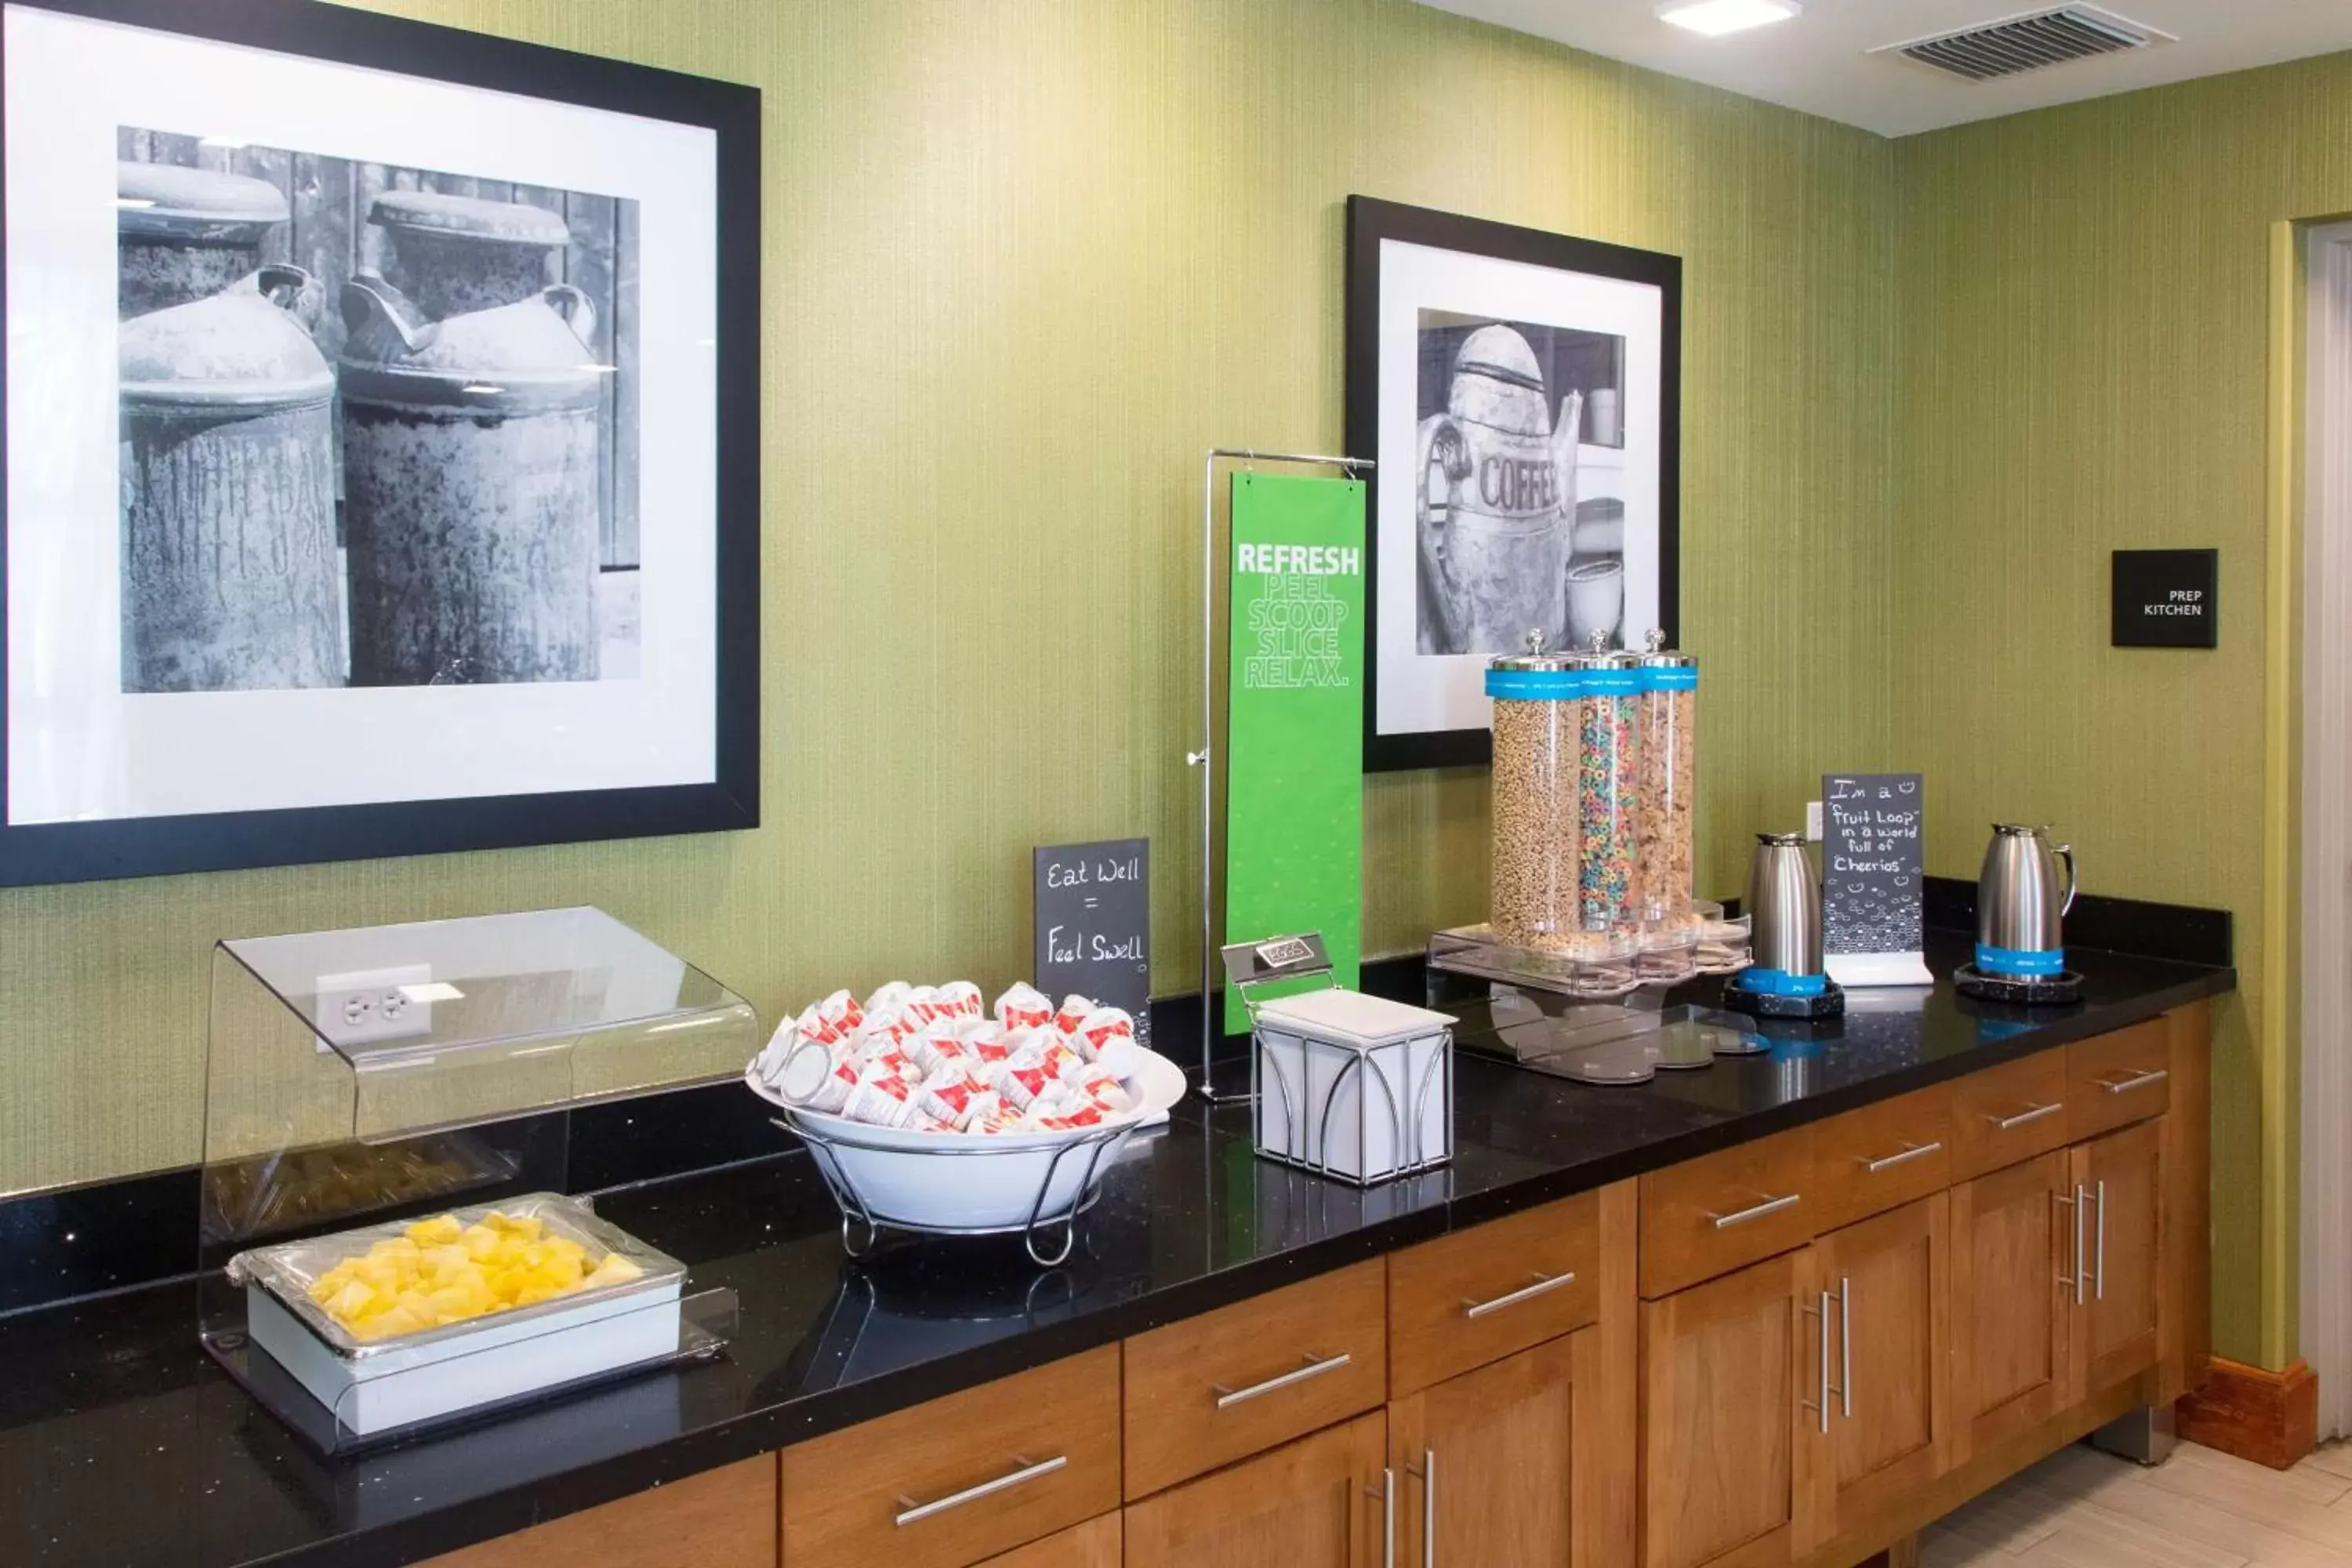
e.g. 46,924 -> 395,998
744,1043 -> 1183,1233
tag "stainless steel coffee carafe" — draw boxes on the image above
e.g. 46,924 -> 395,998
1746,832 -> 1823,978
1976,823 -> 2077,975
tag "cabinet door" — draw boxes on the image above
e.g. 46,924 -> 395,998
2074,1118 -> 2163,1398
1802,1195 -> 1951,1553
978,1514 -> 1122,1567
1641,1250 -> 1814,1568
1949,1150 -> 2072,1462
1390,1328 -> 1592,1567
1124,1411 -> 1387,1568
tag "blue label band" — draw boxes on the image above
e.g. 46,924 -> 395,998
1583,670 -> 1641,696
1486,670 -> 1584,700
1736,967 -> 1828,997
1976,943 -> 2066,978
1641,667 -> 1699,691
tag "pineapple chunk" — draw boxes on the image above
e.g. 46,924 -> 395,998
304,1210 -> 641,1338
405,1214 -> 463,1247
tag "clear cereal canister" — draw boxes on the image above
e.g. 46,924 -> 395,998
1635,630 -> 1698,925
1485,631 -> 1584,951
1576,637 -> 1643,932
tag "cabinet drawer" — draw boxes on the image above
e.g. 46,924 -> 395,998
418,1457 -> 775,1568
782,1346 -> 1120,1568
2067,1021 -> 2172,1141
1639,1125 -> 1813,1298
976,1514 -> 1123,1567
1950,1051 -> 2071,1182
1389,1190 -> 1599,1395
1123,1259 -> 1387,1499
1811,1084 -> 1953,1233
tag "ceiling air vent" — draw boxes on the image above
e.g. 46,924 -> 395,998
1873,5 -> 2171,84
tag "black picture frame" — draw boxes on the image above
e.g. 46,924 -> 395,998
1345,195 -> 1681,773
0,0 -> 761,886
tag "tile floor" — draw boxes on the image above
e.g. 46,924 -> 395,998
1925,1439 -> 2352,1567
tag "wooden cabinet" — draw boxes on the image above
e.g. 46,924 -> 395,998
415,1456 -> 776,1568
1388,1189 -> 1598,1395
1388,1330 -> 1592,1567
782,1346 -> 1121,1568
1949,1149 -> 2073,1461
1123,1259 -> 1387,1500
1799,1196 -> 1951,1553
1640,1250 -> 1815,1568
1123,1413 -> 1388,1568
2073,1118 -> 2163,1398
1641,1126 -> 1815,1298
1810,1085 -> 1954,1235
976,1515 -> 1123,1567
2066,1019 -> 2172,1142
1949,1051 -> 2071,1181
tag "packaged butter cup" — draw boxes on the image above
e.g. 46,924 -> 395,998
1053,994 -> 1096,1035
795,1000 -> 847,1049
938,980 -> 983,1019
994,982 -> 1054,1031
815,988 -> 863,1034
1077,1007 -> 1135,1054
906,1029 -> 970,1078
862,980 -> 913,1019
843,1074 -> 922,1127
997,1065 -> 1058,1112
916,1076 -> 985,1127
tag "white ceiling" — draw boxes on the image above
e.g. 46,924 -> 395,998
1412,0 -> 2352,136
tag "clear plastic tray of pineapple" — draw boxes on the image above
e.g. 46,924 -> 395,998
228,1192 -> 685,1360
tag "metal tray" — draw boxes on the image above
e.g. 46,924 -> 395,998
225,1192 -> 684,1363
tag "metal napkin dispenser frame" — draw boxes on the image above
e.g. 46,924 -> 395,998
1221,934 -> 1454,1188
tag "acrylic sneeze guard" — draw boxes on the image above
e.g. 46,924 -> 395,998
197,906 -> 758,1451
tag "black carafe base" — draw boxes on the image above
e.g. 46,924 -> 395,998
1953,964 -> 2082,1006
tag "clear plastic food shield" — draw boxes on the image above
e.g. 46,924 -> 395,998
198,906 -> 757,1454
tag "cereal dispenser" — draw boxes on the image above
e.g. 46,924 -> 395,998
1575,636 -> 1642,933
1634,630 -> 1698,926
1485,631 -> 1583,951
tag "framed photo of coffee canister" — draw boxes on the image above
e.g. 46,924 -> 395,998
0,0 -> 760,886
1345,197 -> 1680,772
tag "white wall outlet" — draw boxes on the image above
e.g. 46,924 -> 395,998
314,964 -> 435,1050
1806,800 -> 1824,842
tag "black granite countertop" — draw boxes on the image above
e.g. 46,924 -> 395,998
0,931 -> 2232,1568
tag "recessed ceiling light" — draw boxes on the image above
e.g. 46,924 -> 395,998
1657,0 -> 1801,37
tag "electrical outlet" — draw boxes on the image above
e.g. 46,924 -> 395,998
314,964 -> 434,1049
1806,800 -> 1824,841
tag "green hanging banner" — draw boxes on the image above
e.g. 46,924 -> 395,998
1222,471 -> 1365,1033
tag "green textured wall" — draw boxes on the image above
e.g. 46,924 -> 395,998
1892,53 -> 2352,1370
0,1 -> 1897,1197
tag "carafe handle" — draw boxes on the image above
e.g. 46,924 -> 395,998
2054,842 -> 2078,916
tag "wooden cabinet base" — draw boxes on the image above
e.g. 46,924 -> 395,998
977,1514 -> 1123,1566
1123,1414 -> 1388,1568
2176,1358 -> 2319,1472
413,1456 -> 776,1568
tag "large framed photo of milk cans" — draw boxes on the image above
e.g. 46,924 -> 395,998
1345,197 -> 1680,772
0,0 -> 760,885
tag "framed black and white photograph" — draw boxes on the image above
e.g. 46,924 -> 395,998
1345,196 -> 1680,771
1,0 -> 760,886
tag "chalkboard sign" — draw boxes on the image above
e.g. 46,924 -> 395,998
1034,838 -> 1151,1046
1821,774 -> 1932,987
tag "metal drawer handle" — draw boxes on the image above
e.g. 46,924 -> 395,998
2056,1186 -> 2087,1304
1214,1350 -> 1352,1409
2094,1178 -> 2107,1301
894,1454 -> 1067,1526
2098,1067 -> 2169,1095
1462,1269 -> 1576,1320
1708,1192 -> 1799,1229
1861,1141 -> 1944,1174
1370,1467 -> 1396,1568
1991,1102 -> 2062,1131
1798,1289 -> 1831,1434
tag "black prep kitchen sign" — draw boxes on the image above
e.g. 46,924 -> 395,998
1033,838 -> 1150,1047
2112,549 -> 2218,648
